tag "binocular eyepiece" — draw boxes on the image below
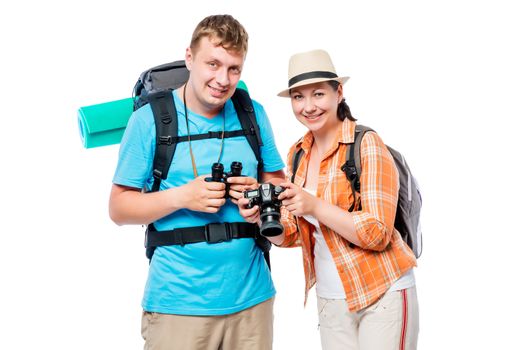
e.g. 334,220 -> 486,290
208,161 -> 243,182
205,162 -> 243,198
244,183 -> 285,237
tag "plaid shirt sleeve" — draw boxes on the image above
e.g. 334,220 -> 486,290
352,132 -> 399,251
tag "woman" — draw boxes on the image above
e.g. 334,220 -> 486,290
239,49 -> 419,349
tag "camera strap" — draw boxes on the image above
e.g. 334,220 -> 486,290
146,87 -> 269,265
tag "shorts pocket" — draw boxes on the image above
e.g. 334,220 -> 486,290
364,291 -> 402,323
317,297 -> 346,330
141,311 -> 159,342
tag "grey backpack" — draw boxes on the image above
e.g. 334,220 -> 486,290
291,124 -> 423,258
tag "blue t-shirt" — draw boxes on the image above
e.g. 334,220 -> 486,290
113,90 -> 284,315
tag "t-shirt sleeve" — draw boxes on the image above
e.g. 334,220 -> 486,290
252,100 -> 285,172
112,106 -> 155,189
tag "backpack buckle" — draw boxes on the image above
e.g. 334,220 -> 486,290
153,169 -> 162,180
208,131 -> 221,139
205,223 -> 232,243
159,136 -> 174,145
341,161 -> 357,181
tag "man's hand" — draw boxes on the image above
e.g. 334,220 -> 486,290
227,176 -> 259,204
180,175 -> 226,213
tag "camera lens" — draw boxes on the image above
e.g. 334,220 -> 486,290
260,208 -> 283,237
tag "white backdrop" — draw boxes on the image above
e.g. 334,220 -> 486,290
1,0 -> 523,349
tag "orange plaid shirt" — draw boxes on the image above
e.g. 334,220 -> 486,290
279,118 -> 417,312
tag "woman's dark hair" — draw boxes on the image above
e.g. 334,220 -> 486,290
327,80 -> 357,121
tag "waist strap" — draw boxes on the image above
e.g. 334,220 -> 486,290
145,222 -> 260,247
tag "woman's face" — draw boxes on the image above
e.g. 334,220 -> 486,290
290,81 -> 342,134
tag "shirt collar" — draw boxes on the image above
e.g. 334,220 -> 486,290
296,118 -> 357,153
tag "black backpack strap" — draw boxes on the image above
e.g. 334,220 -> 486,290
351,125 -> 375,186
231,88 -> 264,180
230,88 -> 272,268
149,90 -> 178,192
341,125 -> 374,211
144,89 -> 179,261
290,147 -> 304,184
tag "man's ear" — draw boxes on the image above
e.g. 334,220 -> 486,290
185,47 -> 193,71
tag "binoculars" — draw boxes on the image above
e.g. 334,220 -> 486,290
205,162 -> 243,183
205,162 -> 244,198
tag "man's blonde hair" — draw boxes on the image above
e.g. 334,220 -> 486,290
190,14 -> 249,55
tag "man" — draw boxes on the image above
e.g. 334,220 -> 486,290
109,14 -> 284,350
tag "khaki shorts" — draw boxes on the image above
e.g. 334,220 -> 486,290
141,297 -> 274,350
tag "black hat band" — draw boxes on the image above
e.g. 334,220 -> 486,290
288,71 -> 338,87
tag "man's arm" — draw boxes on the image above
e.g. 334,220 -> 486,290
109,176 -> 227,226
109,184 -> 184,226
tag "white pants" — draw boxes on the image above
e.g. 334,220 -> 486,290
317,287 -> 419,350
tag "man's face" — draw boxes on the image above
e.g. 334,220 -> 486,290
185,36 -> 245,117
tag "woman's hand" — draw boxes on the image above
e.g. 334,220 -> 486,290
237,197 -> 261,225
278,182 -> 319,217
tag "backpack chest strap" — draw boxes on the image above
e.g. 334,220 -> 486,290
160,129 -> 252,144
145,222 -> 260,247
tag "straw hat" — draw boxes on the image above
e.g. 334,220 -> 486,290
278,49 -> 349,97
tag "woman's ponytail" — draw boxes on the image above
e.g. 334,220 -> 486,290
337,98 -> 356,122
327,80 -> 357,121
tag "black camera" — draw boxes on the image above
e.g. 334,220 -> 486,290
205,162 -> 243,198
244,183 -> 285,237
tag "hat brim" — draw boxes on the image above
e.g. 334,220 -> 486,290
277,76 -> 349,97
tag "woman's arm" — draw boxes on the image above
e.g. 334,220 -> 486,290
279,132 -> 399,251
278,182 -> 362,246
350,132 -> 399,250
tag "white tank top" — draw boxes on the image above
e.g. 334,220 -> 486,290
302,188 -> 415,299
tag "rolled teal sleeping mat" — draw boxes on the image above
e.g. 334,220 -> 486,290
77,97 -> 134,148
77,81 -> 248,149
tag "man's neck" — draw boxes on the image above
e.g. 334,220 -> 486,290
177,85 -> 223,119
